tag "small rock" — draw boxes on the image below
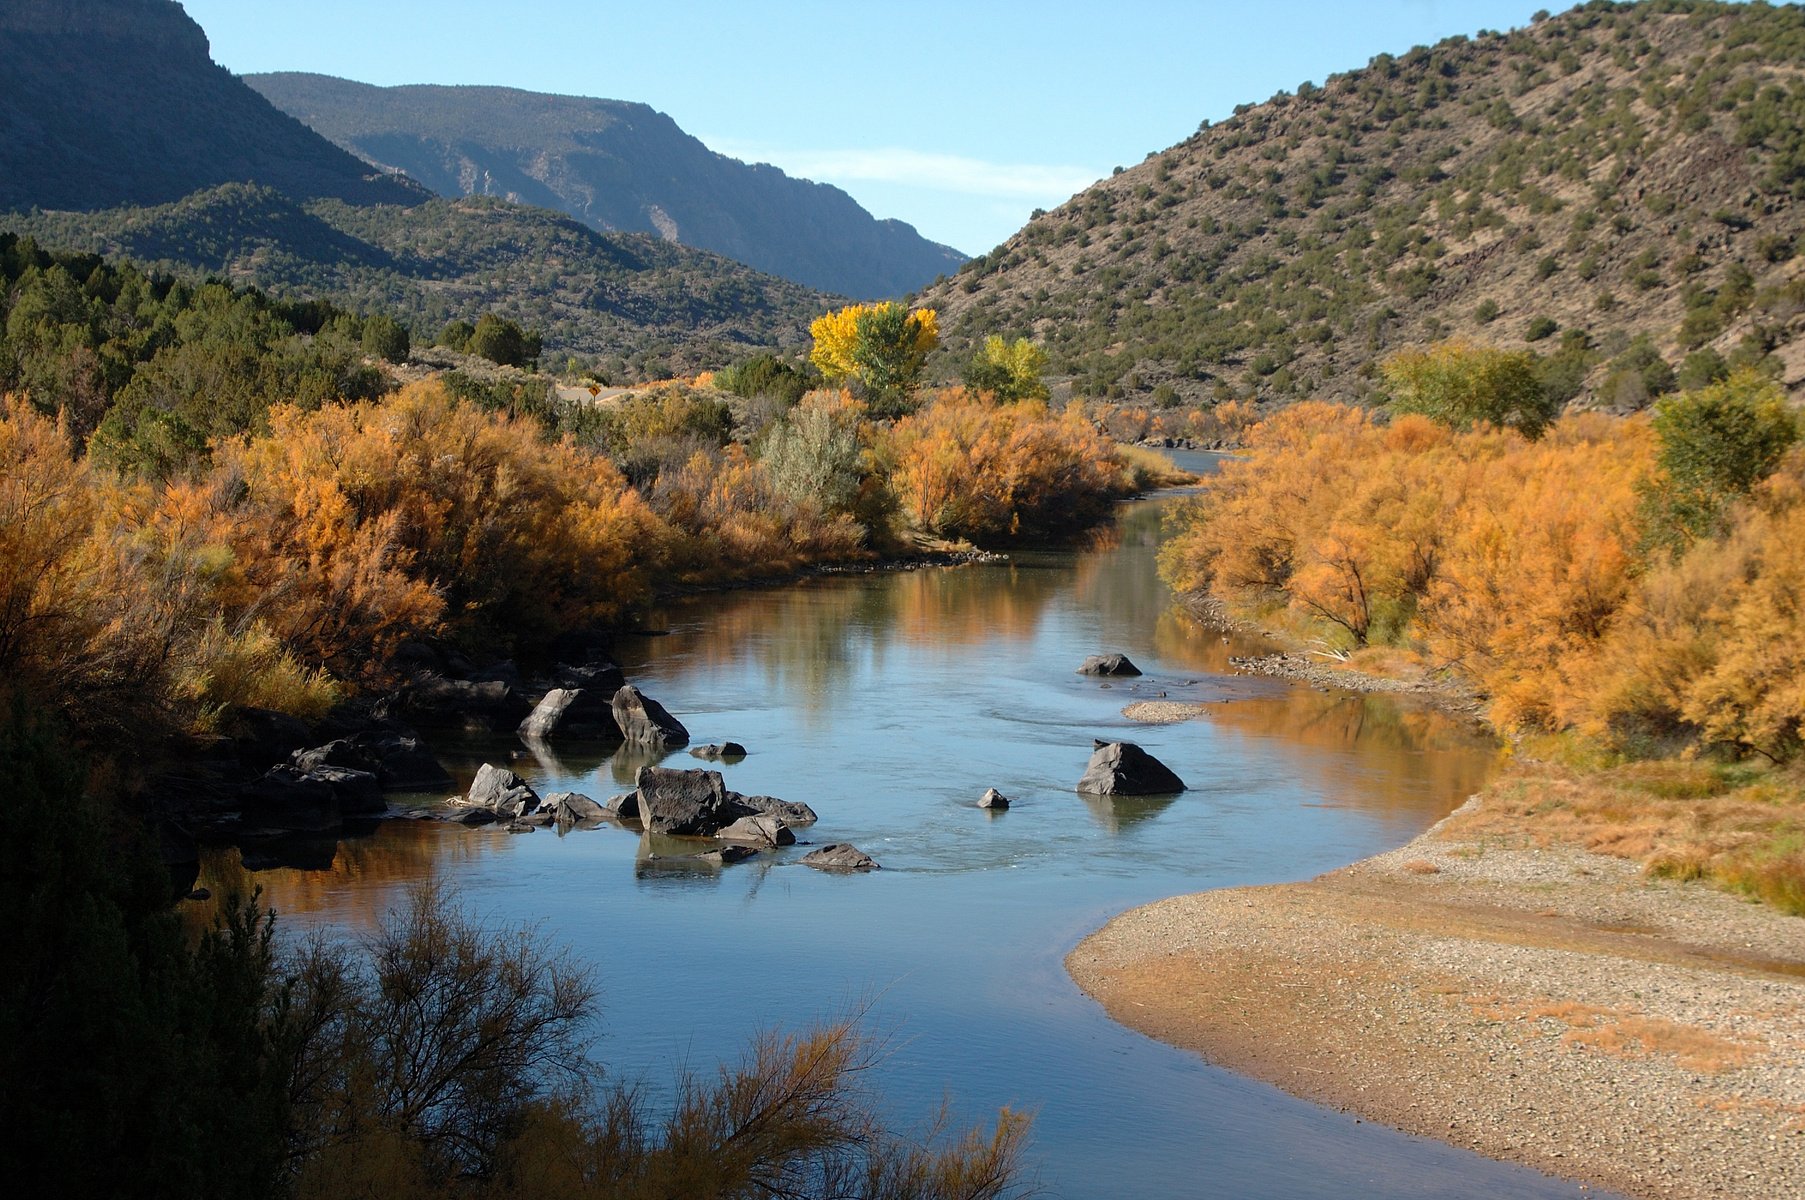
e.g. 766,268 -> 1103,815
978,787 -> 1010,810
696,845 -> 761,866
542,791 -> 607,823
717,814 -> 796,847
605,791 -> 640,818
1077,653 -> 1142,677
801,843 -> 880,872
689,741 -> 748,760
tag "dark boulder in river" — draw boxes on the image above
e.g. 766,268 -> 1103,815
292,734 -> 451,792
1076,740 -> 1186,796
734,794 -> 818,826
801,843 -> 880,872
636,765 -> 737,835
978,787 -> 1010,809
689,741 -> 748,761
236,761 -> 384,833
1077,653 -> 1141,677
612,684 -> 689,749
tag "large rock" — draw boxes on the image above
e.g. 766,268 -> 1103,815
1075,740 -> 1186,796
226,706 -> 315,771
292,733 -> 452,792
518,687 -> 622,740
235,767 -> 341,834
1077,653 -> 1142,677
389,672 -> 531,732
612,685 -> 689,750
307,765 -> 384,816
734,794 -> 818,826
801,843 -> 880,872
635,766 -> 736,835
463,763 -> 540,819
716,814 -> 795,848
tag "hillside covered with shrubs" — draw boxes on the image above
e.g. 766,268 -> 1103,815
922,0 -> 1805,413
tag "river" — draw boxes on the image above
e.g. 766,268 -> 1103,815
203,457 -> 1607,1198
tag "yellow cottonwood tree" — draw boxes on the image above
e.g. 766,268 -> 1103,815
808,303 -> 938,417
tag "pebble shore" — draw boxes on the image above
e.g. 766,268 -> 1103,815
1067,799 -> 1805,1200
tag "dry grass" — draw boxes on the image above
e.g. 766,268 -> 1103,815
1440,753 -> 1805,915
1401,859 -> 1442,875
1465,996 -> 1763,1073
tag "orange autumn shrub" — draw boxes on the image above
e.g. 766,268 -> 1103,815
212,380 -> 660,663
1417,414 -> 1655,730
648,442 -> 866,581
0,395 -> 212,735
1161,402 -> 1662,736
1587,449 -> 1805,759
888,390 -> 1127,542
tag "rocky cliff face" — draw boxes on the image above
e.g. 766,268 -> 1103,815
0,0 -> 422,211
249,73 -> 967,298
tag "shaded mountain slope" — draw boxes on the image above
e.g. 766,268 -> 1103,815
248,72 -> 967,298
0,0 -> 420,211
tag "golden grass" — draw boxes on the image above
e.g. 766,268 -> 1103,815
1463,996 -> 1761,1072
1442,755 -> 1805,915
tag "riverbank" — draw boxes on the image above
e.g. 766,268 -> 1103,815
1066,796 -> 1805,1199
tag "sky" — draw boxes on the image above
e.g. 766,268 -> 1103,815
181,0 -> 1574,256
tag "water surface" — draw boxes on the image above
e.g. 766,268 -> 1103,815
211,467 -> 1607,1199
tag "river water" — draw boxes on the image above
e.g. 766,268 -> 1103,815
206,457 -> 1606,1199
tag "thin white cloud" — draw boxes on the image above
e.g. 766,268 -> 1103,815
705,140 -> 1101,202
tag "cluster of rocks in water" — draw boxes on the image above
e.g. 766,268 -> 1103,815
157,643 -> 1189,891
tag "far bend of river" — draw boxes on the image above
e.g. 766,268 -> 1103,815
205,453 -> 1609,1199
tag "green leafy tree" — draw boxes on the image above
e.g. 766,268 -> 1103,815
1640,369 -> 1800,554
467,313 -> 542,369
1381,339 -> 1558,437
809,303 -> 938,418
360,314 -> 411,362
962,335 -> 1050,402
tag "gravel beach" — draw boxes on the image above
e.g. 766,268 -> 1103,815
1067,798 -> 1805,1199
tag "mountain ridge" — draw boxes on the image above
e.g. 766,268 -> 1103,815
247,72 -> 967,298
919,0 -> 1805,410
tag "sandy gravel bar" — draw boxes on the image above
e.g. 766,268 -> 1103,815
1067,798 -> 1805,1200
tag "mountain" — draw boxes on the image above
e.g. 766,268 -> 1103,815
919,0 -> 1805,409
0,0 -> 421,211
0,0 -> 833,374
246,73 -> 968,299
4,183 -> 829,376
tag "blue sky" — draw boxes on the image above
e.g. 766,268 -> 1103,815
183,0 -> 1572,255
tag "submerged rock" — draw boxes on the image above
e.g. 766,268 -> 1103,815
801,843 -> 880,872
1075,740 -> 1186,796
978,787 -> 1010,810
1077,653 -> 1142,677
689,741 -> 748,761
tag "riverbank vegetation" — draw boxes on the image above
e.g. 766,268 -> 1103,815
0,253 -> 1144,750
1161,350 -> 1803,911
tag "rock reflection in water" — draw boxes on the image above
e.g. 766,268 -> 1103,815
1079,792 -> 1178,833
